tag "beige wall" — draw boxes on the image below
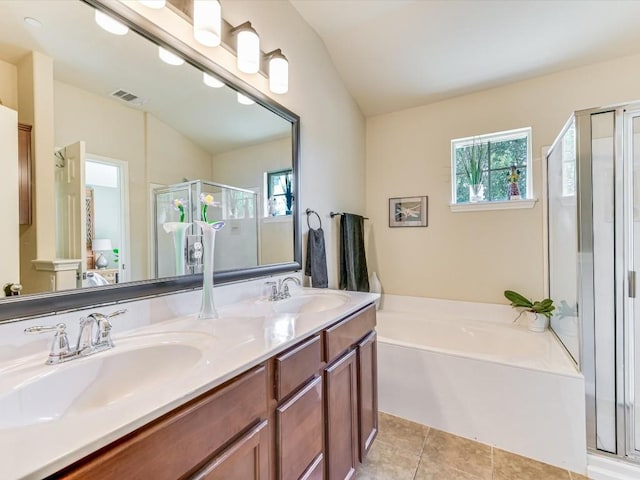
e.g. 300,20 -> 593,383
146,114 -> 212,185
212,137 -> 290,188
17,52 -> 56,294
213,137 -> 293,264
366,52 -> 640,304
0,105 -> 19,295
126,0 -> 366,288
0,58 -> 17,110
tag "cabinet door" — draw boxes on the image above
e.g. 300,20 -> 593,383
192,420 -> 269,480
357,331 -> 378,461
276,376 -> 323,480
324,349 -> 358,480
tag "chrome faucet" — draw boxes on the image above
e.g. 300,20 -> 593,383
25,309 -> 127,364
279,277 -> 301,299
264,277 -> 301,301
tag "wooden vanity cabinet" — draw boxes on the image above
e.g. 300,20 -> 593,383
48,302 -> 377,480
191,420 -> 270,480
51,366 -> 268,480
323,304 -> 378,480
273,335 -> 324,480
357,330 -> 378,461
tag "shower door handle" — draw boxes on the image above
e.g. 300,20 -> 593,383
629,271 -> 636,298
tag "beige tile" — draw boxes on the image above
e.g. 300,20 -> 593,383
420,429 -> 492,480
493,448 -> 570,480
569,473 -> 591,480
376,412 -> 429,456
355,439 -> 421,480
414,456 -> 483,480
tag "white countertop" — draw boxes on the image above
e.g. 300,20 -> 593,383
0,287 -> 378,480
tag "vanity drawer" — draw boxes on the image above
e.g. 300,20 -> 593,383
274,334 -> 322,401
55,365 -> 267,480
323,304 -> 376,363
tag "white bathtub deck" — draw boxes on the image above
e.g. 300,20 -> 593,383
376,294 -> 587,474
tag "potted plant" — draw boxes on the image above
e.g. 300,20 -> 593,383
460,140 -> 488,202
504,290 -> 555,332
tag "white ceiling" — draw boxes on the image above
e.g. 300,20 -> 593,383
290,0 -> 640,117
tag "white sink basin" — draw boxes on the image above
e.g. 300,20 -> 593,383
0,333 -> 211,430
270,292 -> 350,314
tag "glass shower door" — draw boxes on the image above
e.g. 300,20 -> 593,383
628,111 -> 640,457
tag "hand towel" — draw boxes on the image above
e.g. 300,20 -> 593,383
339,213 -> 369,292
305,227 -> 328,288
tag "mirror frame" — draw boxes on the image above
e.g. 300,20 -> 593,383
0,0 -> 301,322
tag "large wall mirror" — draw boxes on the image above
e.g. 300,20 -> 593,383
0,0 -> 301,321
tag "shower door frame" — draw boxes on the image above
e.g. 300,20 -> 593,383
624,107 -> 640,461
577,102 -> 640,462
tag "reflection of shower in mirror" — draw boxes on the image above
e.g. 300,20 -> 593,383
154,180 -> 259,278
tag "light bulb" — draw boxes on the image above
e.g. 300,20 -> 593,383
95,10 -> 129,36
203,72 -> 224,88
268,51 -> 288,94
193,0 -> 221,47
158,46 -> 184,66
236,23 -> 260,74
139,0 -> 166,7
237,92 -> 255,105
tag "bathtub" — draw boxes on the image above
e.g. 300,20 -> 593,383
376,295 -> 586,473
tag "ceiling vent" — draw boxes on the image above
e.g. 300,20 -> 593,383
110,89 -> 146,106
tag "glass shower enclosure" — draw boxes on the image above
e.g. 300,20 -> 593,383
153,180 -> 259,278
547,101 -> 640,464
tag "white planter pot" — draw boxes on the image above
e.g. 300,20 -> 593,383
526,311 -> 548,332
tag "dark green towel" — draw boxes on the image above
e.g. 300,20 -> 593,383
339,213 -> 369,292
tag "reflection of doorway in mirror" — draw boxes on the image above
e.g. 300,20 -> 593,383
85,156 -> 130,284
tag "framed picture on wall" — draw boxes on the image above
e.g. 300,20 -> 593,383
389,196 -> 428,227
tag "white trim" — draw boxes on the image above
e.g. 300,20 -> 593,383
85,153 -> 131,283
32,259 -> 82,272
542,146 -> 550,297
449,198 -> 537,212
587,453 -> 640,480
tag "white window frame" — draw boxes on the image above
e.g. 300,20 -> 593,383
450,127 -> 536,212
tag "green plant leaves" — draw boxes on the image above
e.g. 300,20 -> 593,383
504,290 -> 533,308
505,290 -> 555,319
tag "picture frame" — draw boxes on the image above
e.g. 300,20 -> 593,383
389,196 -> 428,227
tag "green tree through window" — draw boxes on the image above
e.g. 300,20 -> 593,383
452,128 -> 531,203
267,169 -> 293,216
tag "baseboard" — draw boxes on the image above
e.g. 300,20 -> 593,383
587,454 -> 640,480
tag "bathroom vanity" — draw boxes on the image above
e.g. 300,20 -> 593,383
0,288 -> 377,480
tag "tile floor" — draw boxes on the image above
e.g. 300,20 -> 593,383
356,412 -> 590,480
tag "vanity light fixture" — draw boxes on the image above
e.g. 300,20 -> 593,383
266,49 -> 288,94
203,72 -> 224,88
94,10 -> 129,36
232,22 -> 260,74
158,46 -> 184,66
138,0 -> 167,8
193,0 -> 222,47
237,92 -> 255,105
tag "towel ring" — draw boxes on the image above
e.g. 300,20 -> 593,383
305,208 -> 322,229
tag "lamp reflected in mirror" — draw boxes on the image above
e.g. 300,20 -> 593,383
92,239 -> 113,270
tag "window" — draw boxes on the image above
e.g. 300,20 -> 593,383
451,127 -> 532,206
266,169 -> 293,216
